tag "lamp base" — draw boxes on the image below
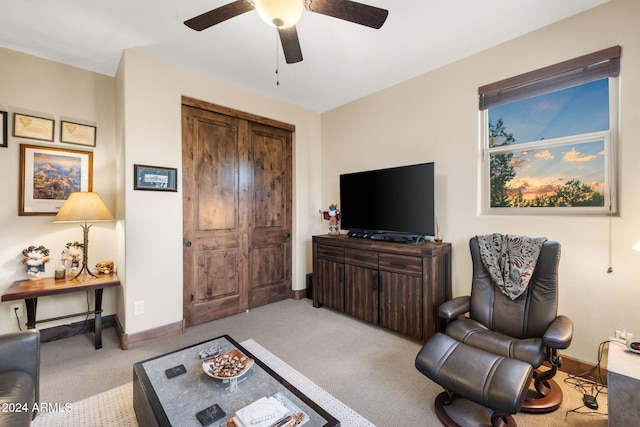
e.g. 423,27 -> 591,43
70,263 -> 98,280
70,222 -> 97,280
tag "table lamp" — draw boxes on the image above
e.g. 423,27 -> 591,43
53,192 -> 114,279
633,240 -> 640,252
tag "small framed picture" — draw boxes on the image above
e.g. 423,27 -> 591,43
134,164 -> 178,192
0,111 -> 7,148
13,113 -> 55,142
61,120 -> 97,147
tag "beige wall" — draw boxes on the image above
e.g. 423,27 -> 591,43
0,48 -> 118,333
321,0 -> 640,363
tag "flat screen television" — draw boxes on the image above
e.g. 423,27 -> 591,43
339,162 -> 435,238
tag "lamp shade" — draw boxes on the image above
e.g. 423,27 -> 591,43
53,192 -> 114,223
254,0 -> 304,28
633,240 -> 640,252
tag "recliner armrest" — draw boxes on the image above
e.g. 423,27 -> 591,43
438,296 -> 470,320
543,315 -> 573,349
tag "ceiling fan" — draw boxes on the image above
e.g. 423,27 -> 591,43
184,0 -> 389,64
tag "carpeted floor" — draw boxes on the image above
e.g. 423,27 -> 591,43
32,383 -> 135,427
35,298 -> 608,426
32,339 -> 375,427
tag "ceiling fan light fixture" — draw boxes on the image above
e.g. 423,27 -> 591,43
254,0 -> 304,29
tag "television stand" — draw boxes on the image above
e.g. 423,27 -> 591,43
312,234 -> 451,342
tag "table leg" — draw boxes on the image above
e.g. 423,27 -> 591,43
94,289 -> 104,349
25,298 -> 37,329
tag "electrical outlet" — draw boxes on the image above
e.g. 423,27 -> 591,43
134,301 -> 144,316
615,329 -> 634,340
10,304 -> 23,319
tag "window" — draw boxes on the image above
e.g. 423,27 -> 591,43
479,46 -> 620,214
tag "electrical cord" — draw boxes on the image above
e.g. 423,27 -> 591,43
563,340 -> 612,419
14,307 -> 22,331
70,290 -> 92,337
50,290 -> 91,340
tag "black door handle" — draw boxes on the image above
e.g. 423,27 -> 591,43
185,241 -> 192,247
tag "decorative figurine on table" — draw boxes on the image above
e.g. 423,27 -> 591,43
21,245 -> 50,280
320,204 -> 341,235
65,241 -> 83,274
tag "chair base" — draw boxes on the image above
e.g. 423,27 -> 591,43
520,365 -> 563,413
521,378 -> 563,413
435,391 -> 518,427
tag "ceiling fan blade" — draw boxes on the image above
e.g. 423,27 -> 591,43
184,1 -> 254,31
307,0 -> 388,29
278,26 -> 303,64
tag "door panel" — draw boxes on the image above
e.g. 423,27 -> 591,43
197,119 -> 239,231
345,264 -> 378,324
183,105 -> 249,326
196,250 -> 239,301
379,271 -> 423,339
317,259 -> 344,312
248,123 -> 292,307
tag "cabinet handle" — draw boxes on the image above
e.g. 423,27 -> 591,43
185,241 -> 192,247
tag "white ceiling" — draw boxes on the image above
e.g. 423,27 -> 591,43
0,0 -> 608,112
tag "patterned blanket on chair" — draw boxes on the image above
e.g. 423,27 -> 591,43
477,233 -> 547,300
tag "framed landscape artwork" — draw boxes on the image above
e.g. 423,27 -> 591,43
19,144 -> 93,215
134,164 -> 177,192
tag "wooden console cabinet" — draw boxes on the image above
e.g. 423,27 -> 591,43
312,235 -> 451,342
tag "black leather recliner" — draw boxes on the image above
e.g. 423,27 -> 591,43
416,237 -> 573,426
0,330 -> 40,426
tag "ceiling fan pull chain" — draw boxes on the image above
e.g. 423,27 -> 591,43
275,30 -> 280,86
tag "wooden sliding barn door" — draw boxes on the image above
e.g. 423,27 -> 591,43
182,99 -> 292,327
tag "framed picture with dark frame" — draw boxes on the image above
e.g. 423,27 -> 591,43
60,120 -> 97,147
13,113 -> 55,142
19,144 -> 93,216
0,111 -> 7,148
134,164 -> 177,192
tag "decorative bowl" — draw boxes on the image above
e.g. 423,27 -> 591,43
202,349 -> 254,380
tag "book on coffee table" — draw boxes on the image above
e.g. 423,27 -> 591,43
229,392 -> 309,427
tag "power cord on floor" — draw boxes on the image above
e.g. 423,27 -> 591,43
563,340 -> 611,420
69,290 -> 91,337
14,307 -> 22,331
49,291 -> 91,341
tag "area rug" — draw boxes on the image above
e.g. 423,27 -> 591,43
33,339 -> 374,426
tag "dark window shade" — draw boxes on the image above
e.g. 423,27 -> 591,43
479,46 -> 620,110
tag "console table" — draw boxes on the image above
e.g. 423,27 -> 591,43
312,235 -> 451,342
1,273 -> 120,349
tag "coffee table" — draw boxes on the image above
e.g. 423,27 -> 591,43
133,335 -> 340,427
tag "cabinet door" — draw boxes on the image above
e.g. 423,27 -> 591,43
379,271 -> 423,339
317,259 -> 344,312
345,264 -> 378,324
